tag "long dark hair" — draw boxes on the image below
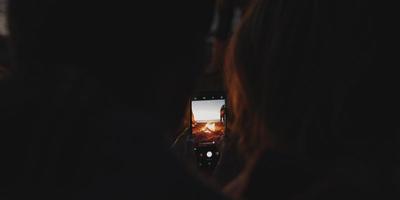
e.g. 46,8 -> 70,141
225,0 -> 397,163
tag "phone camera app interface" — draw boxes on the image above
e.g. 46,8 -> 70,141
191,97 -> 226,145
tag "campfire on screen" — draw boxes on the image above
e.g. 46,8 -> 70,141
201,122 -> 216,133
192,121 -> 224,143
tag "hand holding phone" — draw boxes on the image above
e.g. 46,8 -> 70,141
191,92 -> 226,171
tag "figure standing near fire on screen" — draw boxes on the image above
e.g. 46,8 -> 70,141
220,104 -> 226,124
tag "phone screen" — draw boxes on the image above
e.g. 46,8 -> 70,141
191,94 -> 226,145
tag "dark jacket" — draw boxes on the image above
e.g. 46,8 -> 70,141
242,151 -> 395,200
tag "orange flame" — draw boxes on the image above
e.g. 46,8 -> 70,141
201,122 -> 216,133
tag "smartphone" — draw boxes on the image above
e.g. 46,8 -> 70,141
190,92 -> 226,171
